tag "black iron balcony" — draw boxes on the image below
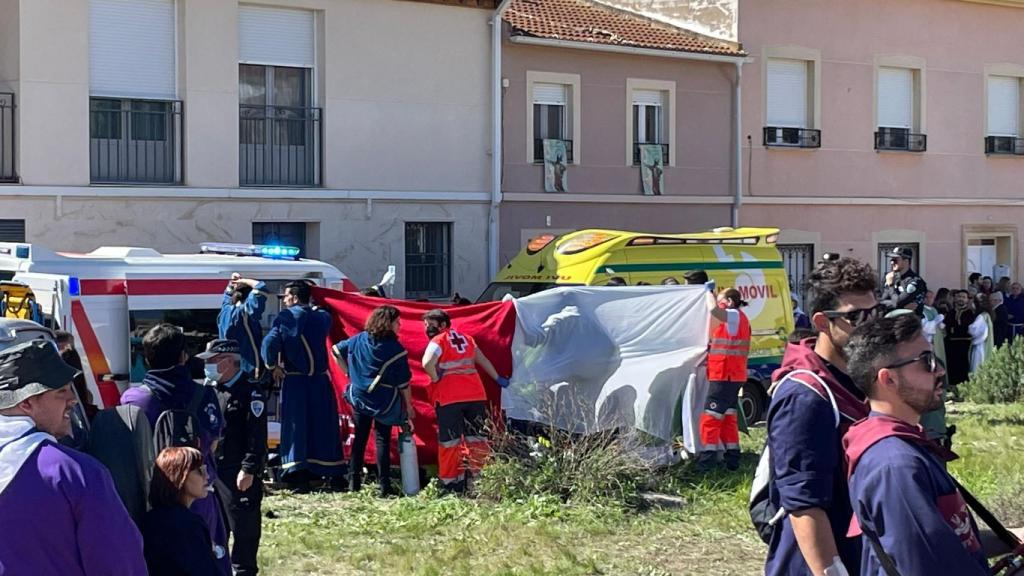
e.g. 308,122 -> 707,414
240,105 -> 322,187
533,138 -> 574,163
90,98 -> 182,184
0,93 -> 15,183
633,142 -> 670,165
985,136 -> 1024,155
763,126 -> 821,148
875,127 -> 926,152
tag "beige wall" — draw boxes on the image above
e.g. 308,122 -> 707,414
6,0 -> 492,192
17,0 -> 90,185
180,0 -> 239,188
0,0 -> 17,91
4,192 -> 490,299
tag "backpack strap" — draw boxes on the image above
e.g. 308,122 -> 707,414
860,524 -> 902,576
187,384 -> 207,426
773,369 -> 841,429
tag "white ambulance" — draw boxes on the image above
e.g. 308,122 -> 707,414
0,242 -> 355,410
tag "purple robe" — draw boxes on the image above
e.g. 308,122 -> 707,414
0,440 -> 147,575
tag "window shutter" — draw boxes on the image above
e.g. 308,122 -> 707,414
533,83 -> 567,106
239,5 -> 315,68
766,58 -> 808,128
877,67 -> 913,129
0,219 -> 25,242
988,76 -> 1020,137
89,0 -> 176,99
632,90 -> 663,106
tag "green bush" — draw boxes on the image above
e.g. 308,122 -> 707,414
962,337 -> 1024,403
475,425 -> 653,509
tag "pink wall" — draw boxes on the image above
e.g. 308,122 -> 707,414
739,0 -> 1024,199
501,42 -> 737,197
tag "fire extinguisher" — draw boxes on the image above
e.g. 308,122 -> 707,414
399,423 -> 419,496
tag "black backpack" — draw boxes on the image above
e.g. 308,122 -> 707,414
749,369 -> 840,544
86,404 -> 156,525
152,384 -> 209,453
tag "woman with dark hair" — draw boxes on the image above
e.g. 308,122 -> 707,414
331,305 -> 414,495
141,447 -> 220,576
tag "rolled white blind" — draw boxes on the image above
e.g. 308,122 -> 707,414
533,83 -> 567,106
632,89 -> 663,106
766,58 -> 808,128
988,76 -> 1020,136
239,5 -> 315,68
89,0 -> 176,99
877,67 -> 913,129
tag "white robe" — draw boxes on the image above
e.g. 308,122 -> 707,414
968,313 -> 989,373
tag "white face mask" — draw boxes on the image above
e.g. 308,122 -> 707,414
203,364 -> 222,383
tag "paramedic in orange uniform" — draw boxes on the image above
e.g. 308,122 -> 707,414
697,287 -> 751,472
421,309 -> 509,493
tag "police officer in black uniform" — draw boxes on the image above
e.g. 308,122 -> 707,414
881,246 -> 927,316
199,339 -> 267,576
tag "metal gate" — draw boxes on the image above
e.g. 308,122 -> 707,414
779,244 -> 814,304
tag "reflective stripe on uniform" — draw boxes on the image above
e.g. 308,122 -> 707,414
439,358 -> 474,370
439,438 -> 463,448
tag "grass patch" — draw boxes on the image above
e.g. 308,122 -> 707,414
258,405 -> 1022,575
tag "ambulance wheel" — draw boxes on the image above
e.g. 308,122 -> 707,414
740,380 -> 768,424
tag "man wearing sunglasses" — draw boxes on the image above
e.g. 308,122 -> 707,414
844,314 -> 988,575
764,258 -> 874,576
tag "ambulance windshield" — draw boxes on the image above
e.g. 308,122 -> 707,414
478,282 -> 559,302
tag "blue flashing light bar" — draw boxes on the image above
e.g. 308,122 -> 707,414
200,242 -> 301,260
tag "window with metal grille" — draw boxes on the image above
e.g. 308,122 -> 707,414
0,219 -> 25,242
252,222 -> 307,257
778,244 -> 814,304
405,223 -> 452,299
877,242 -> 920,285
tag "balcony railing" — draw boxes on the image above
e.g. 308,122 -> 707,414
90,98 -> 182,184
0,93 -> 15,183
763,126 -> 821,148
985,135 -> 1024,155
633,142 -> 670,165
533,138 -> 574,163
240,105 -> 322,187
875,127 -> 927,152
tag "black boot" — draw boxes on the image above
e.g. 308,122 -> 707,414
724,449 -> 741,471
349,471 -> 362,493
695,451 -> 718,472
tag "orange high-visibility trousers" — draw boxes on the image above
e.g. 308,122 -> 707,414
435,400 -> 490,486
698,380 -> 742,452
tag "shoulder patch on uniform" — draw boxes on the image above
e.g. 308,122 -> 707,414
251,399 -> 265,418
905,283 -> 916,294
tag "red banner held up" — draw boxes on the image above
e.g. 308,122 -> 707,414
312,288 -> 516,466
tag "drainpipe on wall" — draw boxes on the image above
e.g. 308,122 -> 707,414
488,0 -> 513,281
732,61 -> 743,228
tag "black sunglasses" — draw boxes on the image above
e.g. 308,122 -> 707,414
885,350 -> 945,374
822,305 -> 884,326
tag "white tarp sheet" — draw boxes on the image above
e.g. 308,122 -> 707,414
504,286 -> 709,442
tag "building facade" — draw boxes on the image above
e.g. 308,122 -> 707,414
0,0 -> 496,299
497,0 -> 746,265
739,0 -> 1024,292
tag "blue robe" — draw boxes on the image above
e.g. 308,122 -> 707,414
336,332 -> 411,426
845,413 -> 989,575
261,305 -> 343,478
218,281 -> 267,376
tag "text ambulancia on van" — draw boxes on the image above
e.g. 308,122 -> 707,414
0,242 -> 354,412
480,227 -> 794,422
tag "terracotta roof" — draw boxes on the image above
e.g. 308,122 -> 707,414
503,0 -> 745,57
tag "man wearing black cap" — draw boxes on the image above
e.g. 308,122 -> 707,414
881,246 -> 927,316
200,339 -> 267,576
0,340 -> 146,574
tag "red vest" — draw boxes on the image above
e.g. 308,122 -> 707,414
707,309 -> 751,382
431,328 -> 487,406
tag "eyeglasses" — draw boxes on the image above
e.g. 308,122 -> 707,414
885,350 -> 945,374
822,305 -> 884,327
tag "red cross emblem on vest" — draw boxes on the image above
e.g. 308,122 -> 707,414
448,330 -> 468,353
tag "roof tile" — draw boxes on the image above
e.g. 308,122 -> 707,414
503,0 -> 745,57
